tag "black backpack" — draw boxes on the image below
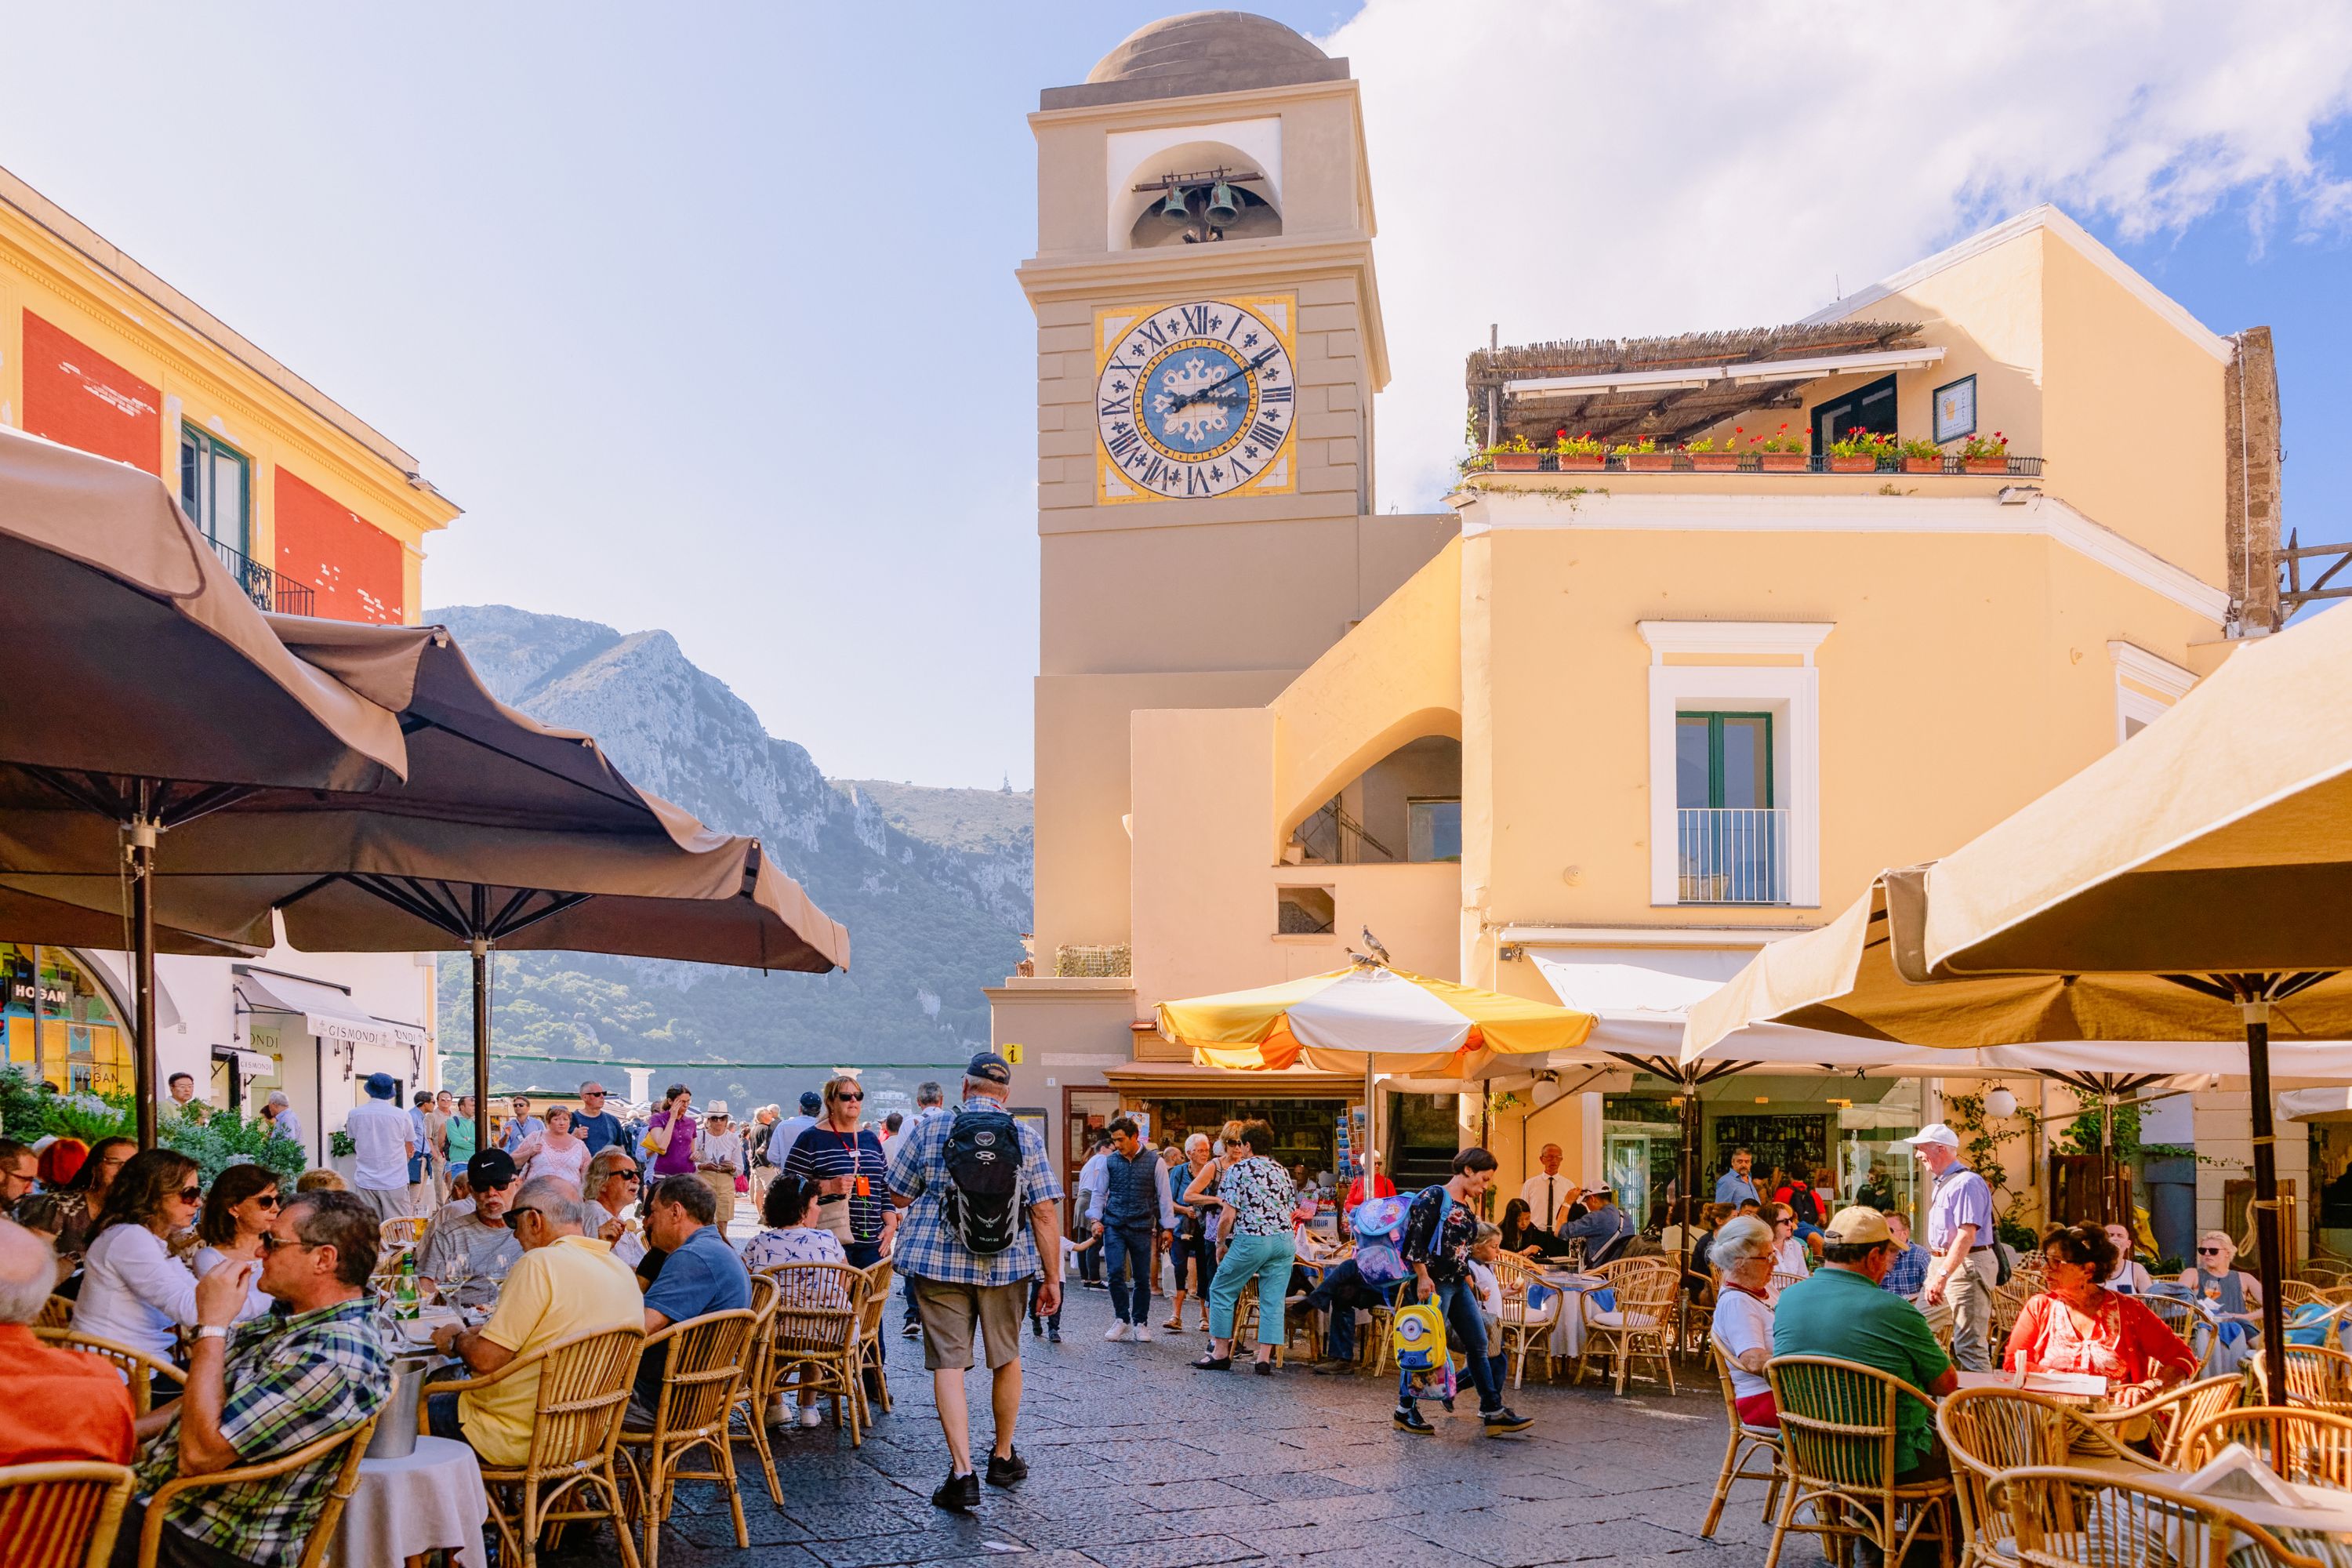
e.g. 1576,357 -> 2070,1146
940,1104 -> 1024,1256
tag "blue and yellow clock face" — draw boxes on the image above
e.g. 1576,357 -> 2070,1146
1094,296 -> 1296,503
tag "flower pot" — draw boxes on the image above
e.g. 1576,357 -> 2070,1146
1555,454 -> 1604,471
1759,452 -> 1806,472
1623,452 -> 1672,471
1492,452 -> 1540,471
1964,458 -> 2009,474
1900,457 -> 1943,474
1829,456 -> 1878,474
1690,453 -> 1740,472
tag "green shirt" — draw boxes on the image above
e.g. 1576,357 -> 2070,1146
1771,1265 -> 1951,1475
445,1114 -> 477,1163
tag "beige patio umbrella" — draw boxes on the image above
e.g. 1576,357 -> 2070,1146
1689,599 -> 2352,1397
0,426 -> 414,1139
0,618 -> 849,1120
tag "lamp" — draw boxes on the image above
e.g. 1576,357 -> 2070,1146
1985,1087 -> 2018,1118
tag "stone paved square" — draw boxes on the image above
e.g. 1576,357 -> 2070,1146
576,1284 -> 1786,1568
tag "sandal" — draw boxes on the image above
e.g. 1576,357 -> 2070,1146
1159,1319 -> 1184,1332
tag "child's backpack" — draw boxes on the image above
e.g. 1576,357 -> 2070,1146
1390,1298 -> 1450,1372
1349,1195 -> 1410,1285
940,1103 -> 1024,1255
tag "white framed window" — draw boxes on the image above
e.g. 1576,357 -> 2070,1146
2107,641 -> 2194,745
1639,622 -> 1832,908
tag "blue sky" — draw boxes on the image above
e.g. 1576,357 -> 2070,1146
4,3 -> 2345,785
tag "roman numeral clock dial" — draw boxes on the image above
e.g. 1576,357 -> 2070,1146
1093,296 -> 1298,504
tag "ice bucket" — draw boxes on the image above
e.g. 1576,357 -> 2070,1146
367,1353 -> 434,1459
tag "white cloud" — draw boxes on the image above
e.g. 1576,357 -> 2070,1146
1320,0 -> 2352,510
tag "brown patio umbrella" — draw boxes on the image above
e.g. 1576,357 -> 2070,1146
1690,602 -> 2352,1396
0,426 -> 413,1139
0,618 -> 848,1120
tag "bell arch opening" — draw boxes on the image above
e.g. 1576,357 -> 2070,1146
1112,139 -> 1282,251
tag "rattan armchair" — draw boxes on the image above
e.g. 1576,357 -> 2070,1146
618,1307 -> 759,1568
137,1413 -> 378,1568
34,1295 -> 73,1330
1939,1386 -> 2165,1568
1491,1253 -> 1561,1389
1985,1465 -> 2325,1568
0,1461 -> 132,1568
2077,1371 -> 2242,1467
730,1275 -> 783,1506
1762,1354 -> 1955,1568
753,1261 -> 867,1445
855,1258 -> 895,1421
2178,1406 -> 2352,1490
418,1324 -> 644,1568
1990,1279 -> 2038,1364
379,1215 -> 428,1248
1700,1340 -> 1784,1538
1579,1257 -> 1680,1396
2284,1344 -> 2352,1415
31,1330 -> 184,1416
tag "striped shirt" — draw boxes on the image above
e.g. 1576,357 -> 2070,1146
782,1123 -> 891,1244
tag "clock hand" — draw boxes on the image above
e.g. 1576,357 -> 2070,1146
1155,345 -> 1279,426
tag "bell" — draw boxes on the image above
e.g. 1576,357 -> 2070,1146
1205,180 -> 1240,225
1158,187 -> 1192,227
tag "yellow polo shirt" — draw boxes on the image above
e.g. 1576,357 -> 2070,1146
458,1233 -> 643,1467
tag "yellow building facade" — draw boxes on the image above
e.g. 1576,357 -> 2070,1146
996,16 -> 2295,1256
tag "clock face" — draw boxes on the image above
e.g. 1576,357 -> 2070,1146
1094,297 -> 1296,502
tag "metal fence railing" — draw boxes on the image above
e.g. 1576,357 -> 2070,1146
1676,808 -> 1788,905
208,536 -> 316,617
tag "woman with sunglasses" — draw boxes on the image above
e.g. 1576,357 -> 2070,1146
192,1163 -> 283,1322
2177,1229 -> 2265,1375
70,1148 -> 206,1359
780,1075 -> 896,1267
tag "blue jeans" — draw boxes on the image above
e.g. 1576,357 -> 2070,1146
1208,1232 -> 1296,1346
1404,1277 -> 1502,1414
1102,1222 -> 1156,1325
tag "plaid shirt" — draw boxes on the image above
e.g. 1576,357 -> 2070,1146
1882,1240 -> 1933,1298
133,1298 -> 390,1560
886,1098 -> 1061,1287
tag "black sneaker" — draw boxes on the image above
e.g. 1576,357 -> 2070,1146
1393,1406 -> 1435,1435
1047,1326 -> 1061,1343
1029,1316 -> 1043,1338
931,1470 -> 981,1511
901,1321 -> 921,1340
984,1448 -> 1028,1487
1481,1406 -> 1534,1436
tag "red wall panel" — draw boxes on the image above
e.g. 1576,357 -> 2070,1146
21,311 -> 162,473
274,469 -> 404,623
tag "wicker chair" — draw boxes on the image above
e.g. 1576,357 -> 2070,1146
137,1414 -> 377,1568
1700,1341 -> 1785,1538
730,1275 -> 784,1506
1990,1279 -> 2038,1364
1232,1286 -> 1316,1368
2283,1344 -> 2352,1415
1578,1258 -> 1680,1396
1761,1354 -> 1955,1568
2078,1371 -> 2241,1467
755,1262 -> 867,1445
619,1308 -> 760,1568
855,1259 -> 895,1420
379,1215 -> 429,1247
2179,1406 -> 2352,1490
1491,1253 -> 1561,1389
0,1461 -> 132,1568
1985,1465 -> 2325,1568
2279,1278 -> 2325,1310
1939,1387 -> 2165,1568
31,1330 -> 184,1416
34,1296 -> 73,1330
418,1325 -> 644,1568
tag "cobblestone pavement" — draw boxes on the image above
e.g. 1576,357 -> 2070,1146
563,1282 -> 1791,1568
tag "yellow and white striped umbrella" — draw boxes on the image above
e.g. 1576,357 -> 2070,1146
1158,963 -> 1596,1075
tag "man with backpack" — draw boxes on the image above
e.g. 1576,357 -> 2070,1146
887,1050 -> 1063,1512
1396,1147 -> 1534,1438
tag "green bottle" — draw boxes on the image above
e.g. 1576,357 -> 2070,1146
395,1248 -> 419,1321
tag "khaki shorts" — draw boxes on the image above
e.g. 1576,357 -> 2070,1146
910,1276 -> 1028,1372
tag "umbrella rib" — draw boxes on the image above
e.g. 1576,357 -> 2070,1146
490,890 -> 593,942
341,874 -> 475,939
156,782 -> 256,830
20,766 -> 129,820
401,713 -> 648,813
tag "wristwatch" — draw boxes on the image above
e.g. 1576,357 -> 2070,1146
195,1324 -> 230,1342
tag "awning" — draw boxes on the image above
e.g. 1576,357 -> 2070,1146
2281,1087 -> 2352,1124
1104,1062 -> 1364,1097
234,969 -> 429,1051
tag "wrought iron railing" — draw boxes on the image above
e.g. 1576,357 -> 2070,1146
209,537 -> 316,617
1465,452 -> 2043,477
1676,808 -> 1788,905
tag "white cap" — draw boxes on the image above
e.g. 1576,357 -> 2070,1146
1896,1122 -> 1962,1150
705,1098 -> 731,1118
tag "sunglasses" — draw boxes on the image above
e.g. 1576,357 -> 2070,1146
835,1093 -> 864,1102
2197,1246 -> 2226,1255
255,1192 -> 280,1209
258,1231 -> 314,1254
177,1184 -> 203,1203
503,1207 -> 539,1231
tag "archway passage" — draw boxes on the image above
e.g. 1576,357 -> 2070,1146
1290,735 -> 1461,866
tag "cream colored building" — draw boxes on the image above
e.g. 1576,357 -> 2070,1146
993,13 -> 2300,1260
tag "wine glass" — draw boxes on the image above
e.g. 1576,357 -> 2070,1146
440,1258 -> 470,1310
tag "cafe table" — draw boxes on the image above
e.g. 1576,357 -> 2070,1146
1530,1268 -> 1610,1363
332,1435 -> 488,1568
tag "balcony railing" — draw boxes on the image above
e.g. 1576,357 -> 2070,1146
1677,808 -> 1788,905
1465,452 -> 2043,477
209,537 -> 315,617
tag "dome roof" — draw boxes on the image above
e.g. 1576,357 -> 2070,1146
1043,11 -> 1348,110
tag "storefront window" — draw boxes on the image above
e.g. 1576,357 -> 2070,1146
1601,1094 -> 1681,1227
2,943 -> 129,1095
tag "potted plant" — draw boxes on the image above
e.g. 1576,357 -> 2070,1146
1897,437 -> 1944,475
1614,435 -> 1671,472
1685,434 -> 1740,472
1958,430 -> 2009,474
1828,427 -> 1896,473
1552,430 -> 1606,471
1485,435 -> 1539,471
1754,423 -> 1808,472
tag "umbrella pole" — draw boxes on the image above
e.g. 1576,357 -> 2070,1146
471,938 -> 492,1142
129,802 -> 158,1149
2241,1000 -> 2289,1403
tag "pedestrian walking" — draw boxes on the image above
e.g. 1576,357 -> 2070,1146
1192,1120 -> 1297,1376
345,1073 -> 416,1224
885,1051 -> 1062,1512
779,1076 -> 896,1266
1395,1147 -> 1532,1436
899,1081 -> 950,1339
570,1080 -> 626,1156
1091,1116 -> 1174,1342
1162,1133 -> 1218,1334
692,1101 -> 747,1231
1903,1122 -> 1999,1370
1073,1134 -> 1111,1290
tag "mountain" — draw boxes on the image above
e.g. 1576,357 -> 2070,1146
424,604 -> 1032,1113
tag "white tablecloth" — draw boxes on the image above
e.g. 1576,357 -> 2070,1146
332,1435 -> 488,1568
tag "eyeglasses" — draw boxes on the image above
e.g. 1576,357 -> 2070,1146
258,1231 -> 314,1254
503,1207 -> 539,1232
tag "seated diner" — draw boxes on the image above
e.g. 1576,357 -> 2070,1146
1707,1213 -> 1779,1427
2004,1221 -> 2197,1405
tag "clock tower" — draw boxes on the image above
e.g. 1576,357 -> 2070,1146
1011,13 -> 1455,1005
